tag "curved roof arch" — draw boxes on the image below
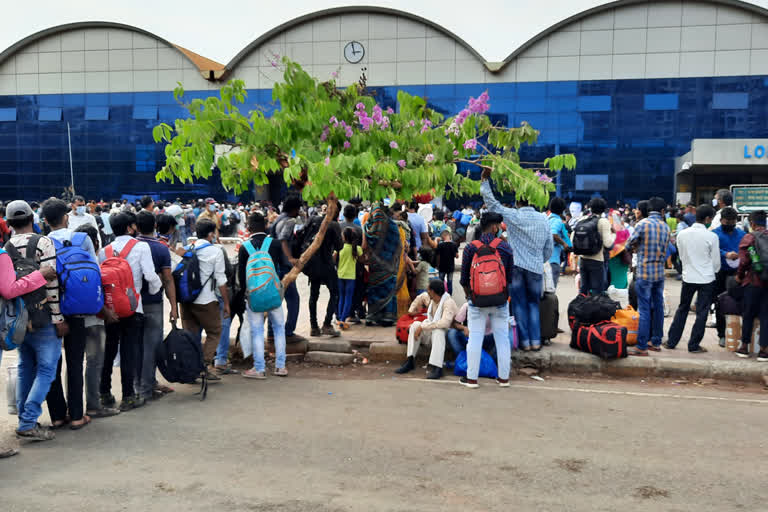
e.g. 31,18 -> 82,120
0,21 -> 225,77
498,0 -> 768,70
224,5 -> 487,75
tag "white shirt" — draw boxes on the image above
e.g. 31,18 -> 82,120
48,227 -> 98,261
678,223 -> 721,284
191,239 -> 227,305
98,235 -> 161,314
68,212 -> 98,231
100,212 -> 113,235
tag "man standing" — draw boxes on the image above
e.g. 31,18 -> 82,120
547,197 -> 571,288
197,198 -> 221,231
709,189 -> 733,231
395,280 -> 457,380
629,197 -> 671,356
271,195 -> 306,343
459,212 -> 513,388
179,219 -> 229,379
305,214 -> 343,337
735,210 -> 768,361
663,205 -> 720,353
712,207 -> 746,347
480,170 -> 553,352
135,211 -> 178,399
68,195 -> 98,231
140,196 -> 154,214
407,201 -> 436,252
577,198 -> 616,295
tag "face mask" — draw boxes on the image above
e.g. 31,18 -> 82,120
712,198 -> 718,207
497,228 -> 503,238
722,224 -> 736,233
208,204 -> 216,212
76,206 -> 86,215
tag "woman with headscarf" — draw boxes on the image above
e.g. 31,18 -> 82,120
364,205 -> 408,326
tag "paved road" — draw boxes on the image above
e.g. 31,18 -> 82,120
2,372 -> 766,511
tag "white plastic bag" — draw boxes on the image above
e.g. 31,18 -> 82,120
542,263 -> 556,295
240,318 -> 253,359
607,285 -> 629,309
663,291 -> 671,318
6,365 -> 17,415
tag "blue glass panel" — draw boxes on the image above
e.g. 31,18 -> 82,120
85,107 -> 109,120
644,93 -> 679,110
712,92 -> 748,109
39,95 -> 62,107
0,108 -> 16,121
577,95 -> 612,112
132,106 -> 158,120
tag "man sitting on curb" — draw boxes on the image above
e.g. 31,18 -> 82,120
395,280 -> 457,380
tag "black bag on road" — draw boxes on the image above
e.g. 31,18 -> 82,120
568,293 -> 620,330
539,291 -> 560,341
155,323 -> 208,400
570,320 -> 628,359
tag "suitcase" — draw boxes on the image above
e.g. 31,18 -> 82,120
611,306 -> 639,346
396,313 -> 427,344
570,321 -> 628,359
539,292 -> 560,341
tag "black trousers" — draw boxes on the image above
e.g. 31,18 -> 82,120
742,285 -> 768,349
666,281 -> 715,350
46,317 -> 87,422
714,270 -> 734,339
309,271 -> 339,329
352,262 -> 366,319
101,314 -> 144,400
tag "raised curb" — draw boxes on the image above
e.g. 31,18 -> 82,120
368,341 -> 406,362
308,339 -> 352,353
266,339 -> 308,355
304,351 -> 355,365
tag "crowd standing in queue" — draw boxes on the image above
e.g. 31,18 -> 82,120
1,185 -> 766,459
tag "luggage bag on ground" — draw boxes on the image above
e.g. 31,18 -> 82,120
611,305 -> 639,346
568,293 -> 620,330
539,291 -> 560,341
570,320 -> 628,359
155,323 -> 208,400
396,313 -> 427,344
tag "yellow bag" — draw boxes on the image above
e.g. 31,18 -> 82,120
611,306 -> 639,346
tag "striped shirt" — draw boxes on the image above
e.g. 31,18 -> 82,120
8,233 -> 63,324
629,212 -> 671,282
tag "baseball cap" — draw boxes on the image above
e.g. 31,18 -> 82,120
5,200 -> 34,220
205,197 -> 215,204
165,204 -> 184,225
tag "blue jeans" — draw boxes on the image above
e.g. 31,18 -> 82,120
635,278 -> 665,350
337,278 -> 356,322
550,262 -> 561,288
248,307 -> 286,371
438,271 -> 454,295
466,304 -> 510,380
215,296 -> 233,367
509,267 -> 543,348
277,268 -> 299,337
17,324 -> 62,431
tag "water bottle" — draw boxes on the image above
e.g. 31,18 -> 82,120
6,366 -> 17,415
748,246 -> 763,273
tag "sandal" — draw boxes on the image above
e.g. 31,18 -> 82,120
50,418 -> 71,430
155,385 -> 174,394
70,415 -> 92,430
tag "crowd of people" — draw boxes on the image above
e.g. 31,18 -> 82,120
1,178 -> 766,458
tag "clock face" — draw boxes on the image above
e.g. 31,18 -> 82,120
344,41 -> 365,64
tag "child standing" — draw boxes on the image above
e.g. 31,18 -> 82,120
337,227 -> 363,329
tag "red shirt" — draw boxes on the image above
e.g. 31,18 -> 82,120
737,231 -> 765,288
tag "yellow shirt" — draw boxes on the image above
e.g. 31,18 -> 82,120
338,244 -> 362,280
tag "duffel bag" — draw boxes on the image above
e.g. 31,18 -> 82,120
568,293 -> 620,330
539,291 -> 560,341
570,320 -> 628,359
611,306 -> 639,346
718,291 -> 741,316
396,313 -> 427,344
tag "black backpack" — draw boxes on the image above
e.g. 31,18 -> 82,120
4,235 -> 51,329
155,324 -> 208,400
567,293 -> 620,329
753,231 -> 768,282
572,215 -> 603,256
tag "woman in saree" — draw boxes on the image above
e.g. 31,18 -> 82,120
364,205 -> 408,326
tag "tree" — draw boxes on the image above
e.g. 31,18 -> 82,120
153,58 -> 576,286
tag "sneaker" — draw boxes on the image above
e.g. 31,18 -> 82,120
0,446 -> 18,458
719,337 -> 726,348
100,393 -> 117,408
286,334 -> 307,343
459,377 -> 479,389
736,344 -> 751,358
496,378 -> 510,388
310,327 -> 322,337
321,325 -> 341,337
16,424 -> 55,442
243,369 -> 267,380
204,370 -> 222,382
86,407 -> 120,418
757,351 -> 768,362
273,367 -> 289,377
662,342 -> 675,350
689,347 -> 708,354
132,396 -> 147,409
119,397 -> 135,411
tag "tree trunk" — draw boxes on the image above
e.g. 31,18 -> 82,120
280,194 -> 338,288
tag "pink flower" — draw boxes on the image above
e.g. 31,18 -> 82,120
409,120 -> 416,127
331,71 -> 339,78
381,117 -> 390,129
343,141 -> 351,149
356,102 -> 366,110
389,141 -> 398,149
372,105 -> 383,124
345,126 -> 354,138
463,138 -> 477,150
453,150 -> 459,156
386,107 -> 394,114
398,159 -> 406,168
329,116 -> 337,124
270,61 -> 278,68
456,109 -> 471,126
467,91 -> 490,114
425,154 -> 435,163
320,126 -> 329,142
324,156 -> 330,166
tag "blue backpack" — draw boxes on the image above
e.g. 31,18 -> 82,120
53,232 -> 104,316
0,249 -> 29,351
173,243 -> 212,304
244,237 -> 283,312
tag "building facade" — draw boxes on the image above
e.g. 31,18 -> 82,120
2,1 -> 768,203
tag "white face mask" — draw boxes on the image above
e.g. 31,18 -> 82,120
712,198 -> 718,207
76,206 -> 86,215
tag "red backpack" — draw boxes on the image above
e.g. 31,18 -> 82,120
101,239 -> 139,318
469,238 -> 508,307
